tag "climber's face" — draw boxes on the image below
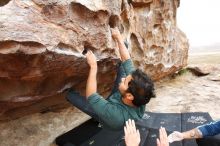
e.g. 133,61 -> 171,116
118,75 -> 132,96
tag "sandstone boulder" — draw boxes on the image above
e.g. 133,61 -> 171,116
0,0 -> 188,121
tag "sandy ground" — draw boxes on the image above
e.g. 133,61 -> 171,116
148,52 -> 220,120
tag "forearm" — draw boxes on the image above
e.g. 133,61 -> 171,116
115,37 -> 130,61
86,66 -> 97,98
197,120 -> 220,137
182,128 -> 203,139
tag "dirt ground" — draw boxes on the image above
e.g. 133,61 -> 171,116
148,52 -> 220,120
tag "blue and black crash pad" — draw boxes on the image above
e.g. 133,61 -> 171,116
56,112 -> 220,146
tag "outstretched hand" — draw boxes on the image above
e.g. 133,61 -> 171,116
168,131 -> 184,143
124,119 -> 140,146
157,127 -> 169,146
110,27 -> 130,61
111,27 -> 122,41
85,50 -> 97,68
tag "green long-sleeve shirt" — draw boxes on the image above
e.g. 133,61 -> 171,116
88,59 -> 145,130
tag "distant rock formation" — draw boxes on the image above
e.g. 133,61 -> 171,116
0,0 -> 188,121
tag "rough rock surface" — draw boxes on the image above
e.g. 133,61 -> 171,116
0,0 -> 188,121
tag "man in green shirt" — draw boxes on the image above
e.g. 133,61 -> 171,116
66,27 -> 155,130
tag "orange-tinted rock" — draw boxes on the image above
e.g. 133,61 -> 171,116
0,0 -> 188,121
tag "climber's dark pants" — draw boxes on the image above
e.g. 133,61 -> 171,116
66,63 -> 125,121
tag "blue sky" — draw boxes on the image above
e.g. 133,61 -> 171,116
177,0 -> 220,47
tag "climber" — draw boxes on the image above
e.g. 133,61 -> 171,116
66,27 -> 155,130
